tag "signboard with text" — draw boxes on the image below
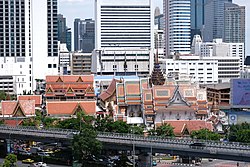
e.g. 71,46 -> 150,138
231,79 -> 250,108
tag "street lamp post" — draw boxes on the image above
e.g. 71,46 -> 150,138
131,128 -> 135,167
150,145 -> 153,167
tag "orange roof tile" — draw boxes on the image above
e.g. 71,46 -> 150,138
4,119 -> 23,127
2,101 -> 17,115
47,101 -> 96,116
18,95 -> 42,107
1,100 -> 35,116
19,100 -> 36,116
164,120 -> 213,136
46,75 -> 94,83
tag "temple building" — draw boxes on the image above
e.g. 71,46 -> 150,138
44,75 -> 96,117
99,77 -> 209,128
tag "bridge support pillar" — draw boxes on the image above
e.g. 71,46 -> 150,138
179,156 -> 192,164
5,139 -> 12,154
137,152 -> 151,167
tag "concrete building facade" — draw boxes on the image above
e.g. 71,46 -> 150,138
71,52 -> 92,75
92,48 -> 153,77
163,57 -> 219,84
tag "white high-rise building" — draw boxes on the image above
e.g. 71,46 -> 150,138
195,39 -> 244,70
0,0 -> 59,94
33,0 -> 59,83
94,0 -> 154,76
95,0 -> 154,49
191,36 -> 243,82
164,0 -> 191,56
163,56 -> 219,84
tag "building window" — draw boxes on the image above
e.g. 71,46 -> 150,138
48,64 -> 52,68
124,62 -> 127,71
113,65 -> 117,71
135,64 -> 138,71
53,64 -> 57,68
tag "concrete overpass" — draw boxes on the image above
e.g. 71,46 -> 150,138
0,125 -> 249,162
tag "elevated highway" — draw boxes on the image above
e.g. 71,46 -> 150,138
0,125 -> 249,162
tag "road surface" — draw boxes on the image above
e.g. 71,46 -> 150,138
0,158 -> 68,167
156,159 -> 250,167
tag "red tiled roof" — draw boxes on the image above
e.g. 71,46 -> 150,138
99,79 -> 119,101
19,100 -> 36,116
47,101 -> 96,116
2,101 -> 17,115
45,75 -> 94,91
18,95 -> 42,107
164,120 -> 213,136
1,100 -> 35,116
46,75 -> 94,83
4,119 -> 23,127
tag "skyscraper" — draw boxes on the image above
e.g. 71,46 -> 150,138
74,18 -> 95,53
33,0 -> 59,85
95,0 -> 154,49
164,0 -> 191,56
93,0 -> 154,76
190,0 -> 207,42
47,0 -> 58,57
58,14 -> 72,51
203,0 -> 232,42
0,0 -> 32,94
224,3 -> 245,43
0,0 -> 59,94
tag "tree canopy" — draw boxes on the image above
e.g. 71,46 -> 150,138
191,129 -> 221,141
72,127 -> 102,163
1,154 -> 17,167
229,123 -> 250,143
155,124 -> 175,137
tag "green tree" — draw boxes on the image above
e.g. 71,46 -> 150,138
94,116 -> 113,132
72,127 -> 102,163
191,129 -> 221,141
0,91 -> 7,101
129,126 -> 144,135
57,118 -> 80,130
110,121 -> 130,133
1,154 -> 17,167
43,117 -> 58,128
229,123 -> 250,143
22,110 -> 43,127
94,118 -> 131,133
235,129 -> 250,143
155,124 -> 175,137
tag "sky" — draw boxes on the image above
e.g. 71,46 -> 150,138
58,0 -> 250,55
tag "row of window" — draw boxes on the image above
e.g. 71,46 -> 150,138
48,64 -> 57,68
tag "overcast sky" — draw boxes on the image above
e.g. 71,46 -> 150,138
58,0 -> 249,55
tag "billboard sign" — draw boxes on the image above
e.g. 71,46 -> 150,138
231,79 -> 250,108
